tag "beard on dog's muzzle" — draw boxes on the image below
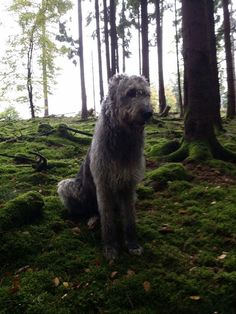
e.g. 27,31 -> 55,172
141,106 -> 153,122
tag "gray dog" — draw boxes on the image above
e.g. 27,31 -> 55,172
58,74 -> 152,260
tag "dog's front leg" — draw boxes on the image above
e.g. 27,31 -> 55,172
120,190 -> 143,256
96,188 -> 118,260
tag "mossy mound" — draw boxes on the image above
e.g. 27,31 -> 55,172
136,185 -> 154,199
38,123 -> 54,134
146,163 -> 192,190
0,191 -> 44,231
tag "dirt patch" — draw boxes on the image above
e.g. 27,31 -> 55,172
184,161 -> 235,185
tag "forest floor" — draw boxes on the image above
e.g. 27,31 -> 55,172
0,116 -> 236,314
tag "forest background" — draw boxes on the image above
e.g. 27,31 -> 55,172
0,0 -> 234,119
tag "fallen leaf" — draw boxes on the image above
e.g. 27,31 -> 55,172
63,282 -> 69,288
159,225 -> 174,234
217,252 -> 227,260
110,271 -> 118,278
52,277 -> 60,287
190,295 -> 201,301
15,265 -> 31,275
9,275 -> 20,294
126,269 -> 135,277
143,281 -> 151,292
72,226 -> 81,235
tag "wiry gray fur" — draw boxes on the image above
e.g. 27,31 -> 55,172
58,74 -> 152,260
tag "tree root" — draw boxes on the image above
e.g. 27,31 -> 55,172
159,139 -> 236,163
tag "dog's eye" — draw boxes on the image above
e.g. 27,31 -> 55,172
137,89 -> 145,96
126,88 -> 137,98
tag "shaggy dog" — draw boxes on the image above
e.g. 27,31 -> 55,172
58,74 -> 152,260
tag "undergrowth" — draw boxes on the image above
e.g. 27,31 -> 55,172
0,116 -> 235,314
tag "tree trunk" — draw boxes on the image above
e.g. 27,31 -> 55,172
110,0 -> 118,76
155,0 -> 167,113
137,5 -> 142,75
78,0 -> 87,120
162,0 -> 236,162
103,0 -> 111,81
141,0 -> 149,81
222,0 -> 236,118
121,0 -> 126,73
206,0 -> 222,129
27,34 -> 35,119
174,0 -> 183,118
183,0 -> 216,141
95,0 -> 104,103
42,11 -> 49,117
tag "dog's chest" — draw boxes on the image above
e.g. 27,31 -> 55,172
107,156 -> 145,188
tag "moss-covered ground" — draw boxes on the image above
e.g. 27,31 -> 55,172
0,116 -> 236,314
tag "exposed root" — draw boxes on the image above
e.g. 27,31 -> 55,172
160,139 -> 236,163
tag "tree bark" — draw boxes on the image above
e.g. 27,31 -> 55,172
162,0 -> 236,162
110,0 -> 118,76
41,4 -> 49,117
222,0 -> 236,118
206,0 -> 222,129
141,0 -> 149,81
174,0 -> 183,118
155,0 -> 167,113
103,0 -> 111,81
78,0 -> 87,119
95,0 -> 104,103
27,33 -> 35,119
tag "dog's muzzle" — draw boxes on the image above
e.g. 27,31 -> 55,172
141,107 -> 153,123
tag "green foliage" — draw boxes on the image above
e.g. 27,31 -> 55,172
0,106 -> 20,121
1,0 -> 73,115
0,116 -> 236,313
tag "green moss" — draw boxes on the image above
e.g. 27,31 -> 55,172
146,163 -> 192,187
168,180 -> 193,193
0,117 -> 236,314
149,140 -> 181,157
136,185 -> 154,199
188,141 -> 212,161
0,191 -> 44,231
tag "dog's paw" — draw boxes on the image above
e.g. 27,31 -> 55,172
128,245 -> 143,256
104,246 -> 118,260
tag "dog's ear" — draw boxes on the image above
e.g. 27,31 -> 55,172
108,74 -> 127,101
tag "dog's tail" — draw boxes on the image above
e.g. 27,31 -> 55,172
57,178 -> 98,218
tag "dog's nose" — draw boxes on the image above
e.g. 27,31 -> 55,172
142,110 -> 153,121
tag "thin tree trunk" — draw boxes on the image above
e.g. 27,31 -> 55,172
110,0 -> 118,76
223,0 -> 236,118
141,0 -> 149,81
121,0 -> 126,73
27,33 -> 35,119
91,51 -> 96,112
42,16 -> 49,117
78,0 -> 87,119
137,5 -> 142,75
103,0 -> 111,81
174,0 -> 183,118
95,0 -> 104,103
155,0 -> 167,113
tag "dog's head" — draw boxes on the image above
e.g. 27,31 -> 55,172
106,74 -> 153,129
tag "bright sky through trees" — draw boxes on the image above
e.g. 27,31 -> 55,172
0,0 -> 177,118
